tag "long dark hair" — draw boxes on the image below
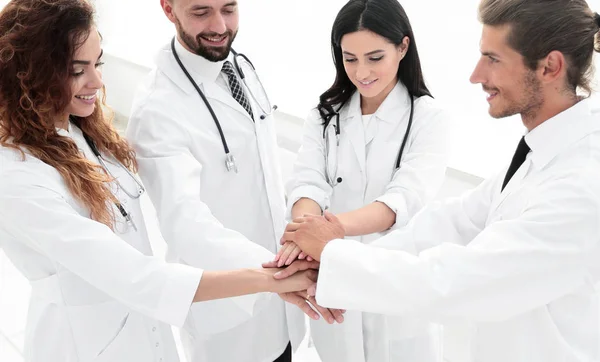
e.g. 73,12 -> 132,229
0,0 -> 137,229
318,0 -> 431,126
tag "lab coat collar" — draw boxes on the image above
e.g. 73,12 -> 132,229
173,38 -> 228,85
154,40 -> 233,95
525,98 -> 600,169
340,82 -> 411,123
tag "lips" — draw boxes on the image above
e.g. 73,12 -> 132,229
199,33 -> 229,46
483,87 -> 499,102
75,93 -> 97,105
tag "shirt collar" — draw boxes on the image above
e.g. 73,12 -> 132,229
342,82 -> 411,123
173,38 -> 231,84
525,97 -> 600,169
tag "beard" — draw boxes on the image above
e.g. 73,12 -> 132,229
174,16 -> 237,62
485,70 -> 544,120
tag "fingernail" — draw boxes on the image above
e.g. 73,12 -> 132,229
313,314 -> 320,320
328,318 -> 334,324
274,271 -> 282,278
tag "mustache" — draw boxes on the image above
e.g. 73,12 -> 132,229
482,85 -> 499,93
196,30 -> 233,40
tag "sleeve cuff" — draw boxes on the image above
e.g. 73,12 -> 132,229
375,194 -> 409,229
157,263 -> 203,328
286,186 -> 330,220
315,239 -> 352,308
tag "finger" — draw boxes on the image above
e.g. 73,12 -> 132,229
283,293 -> 320,321
285,246 -> 302,266
282,231 -> 295,244
307,283 -> 317,296
285,221 -> 304,231
323,211 -> 341,225
298,252 -> 306,259
278,242 -> 296,267
329,308 -> 345,324
306,256 -> 314,262
307,296 -> 336,324
291,216 -> 311,224
273,260 -> 320,280
262,260 -> 278,269
274,244 -> 287,262
302,213 -> 322,219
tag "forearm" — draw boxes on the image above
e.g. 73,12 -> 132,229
193,269 -> 274,302
292,198 -> 322,219
337,202 -> 396,236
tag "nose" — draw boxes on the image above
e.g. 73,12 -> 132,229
355,62 -> 370,81
208,13 -> 227,34
88,67 -> 103,90
470,58 -> 485,85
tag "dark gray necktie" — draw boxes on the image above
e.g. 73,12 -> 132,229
501,136 -> 530,192
221,61 -> 253,119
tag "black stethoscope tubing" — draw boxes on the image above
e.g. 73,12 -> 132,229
328,93 -> 414,171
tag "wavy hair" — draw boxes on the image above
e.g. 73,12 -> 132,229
0,0 -> 137,228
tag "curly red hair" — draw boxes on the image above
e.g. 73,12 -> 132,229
0,0 -> 137,228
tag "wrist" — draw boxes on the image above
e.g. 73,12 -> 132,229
254,268 -> 278,293
336,213 -> 350,236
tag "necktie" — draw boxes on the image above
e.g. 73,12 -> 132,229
221,61 -> 254,119
501,136 -> 530,192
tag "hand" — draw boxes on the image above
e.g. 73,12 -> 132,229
274,241 -> 314,267
281,211 -> 345,261
265,268 -> 317,295
278,291 -> 344,324
265,260 -> 344,324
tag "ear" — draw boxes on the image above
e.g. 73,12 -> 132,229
539,50 -> 568,86
398,36 -> 410,59
160,0 -> 177,24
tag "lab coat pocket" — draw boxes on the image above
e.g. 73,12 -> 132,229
387,316 -> 443,362
65,301 -> 132,360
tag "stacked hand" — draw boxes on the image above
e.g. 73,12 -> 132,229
277,211 -> 345,262
263,259 -> 345,324
264,212 -> 346,323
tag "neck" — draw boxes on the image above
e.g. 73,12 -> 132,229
522,91 -> 580,131
56,114 -> 70,131
360,79 -> 397,115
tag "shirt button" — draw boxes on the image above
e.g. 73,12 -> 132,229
152,327 -> 156,332
156,342 -> 160,347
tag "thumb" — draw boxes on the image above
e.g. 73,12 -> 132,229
323,211 -> 341,225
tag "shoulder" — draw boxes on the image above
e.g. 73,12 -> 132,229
0,145 -> 66,197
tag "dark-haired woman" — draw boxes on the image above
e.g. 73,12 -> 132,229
279,0 -> 449,361
0,1 -> 316,361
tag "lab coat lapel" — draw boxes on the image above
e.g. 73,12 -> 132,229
490,160 -> 531,213
341,92 -> 367,182
156,45 -> 254,122
203,82 -> 255,121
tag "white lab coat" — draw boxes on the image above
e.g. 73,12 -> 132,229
126,41 -> 304,362
286,82 -> 448,362
0,124 -> 202,362
316,98 -> 600,362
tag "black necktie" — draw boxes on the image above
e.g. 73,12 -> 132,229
501,136 -> 530,192
221,61 -> 254,119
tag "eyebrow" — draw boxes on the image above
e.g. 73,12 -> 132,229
342,49 -> 385,57
190,1 -> 237,11
481,51 -> 500,58
72,49 -> 103,65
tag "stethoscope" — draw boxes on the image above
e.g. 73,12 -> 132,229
170,37 -> 277,174
324,94 -> 414,187
77,124 -> 146,232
